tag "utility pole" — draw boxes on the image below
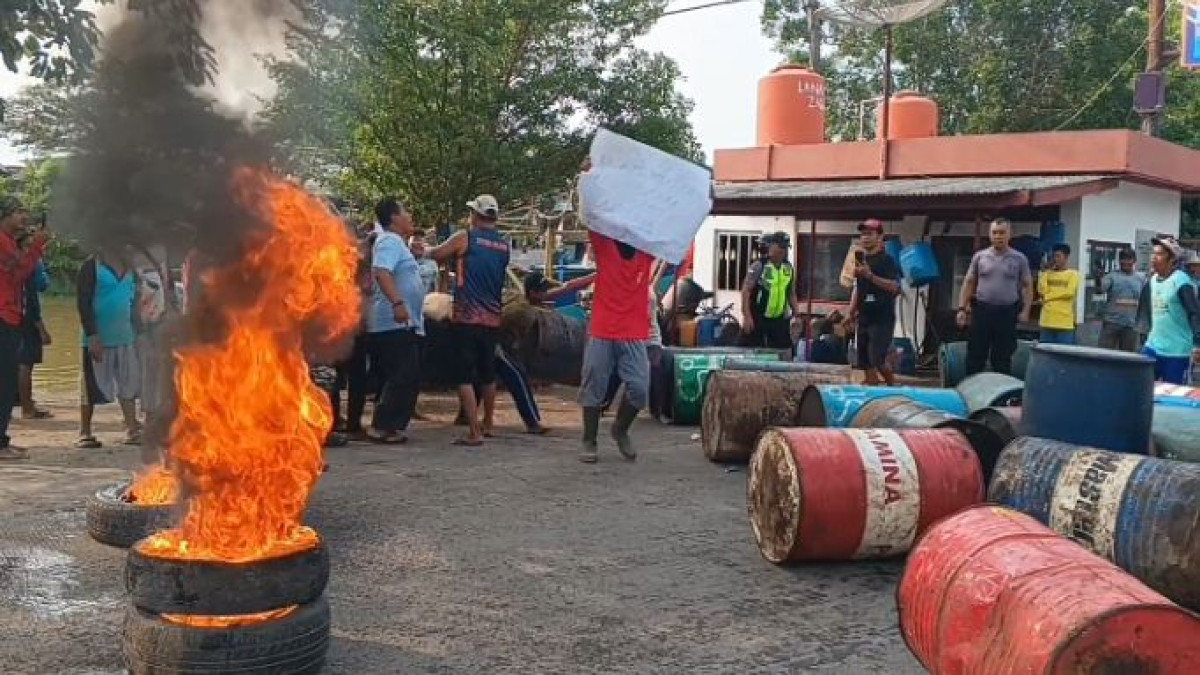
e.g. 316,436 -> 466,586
1141,0 -> 1167,135
805,0 -> 822,72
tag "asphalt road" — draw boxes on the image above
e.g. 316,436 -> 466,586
0,388 -> 922,674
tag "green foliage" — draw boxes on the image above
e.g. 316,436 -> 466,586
761,0 -> 1199,145
264,0 -> 702,226
0,0 -> 112,119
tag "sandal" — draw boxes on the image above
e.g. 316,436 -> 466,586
525,425 -> 551,435
452,437 -> 484,447
75,436 -> 103,449
324,432 -> 349,448
368,431 -> 408,445
21,408 -> 53,420
0,446 -> 29,461
123,430 -> 143,446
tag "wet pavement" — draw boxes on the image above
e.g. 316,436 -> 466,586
0,388 -> 922,674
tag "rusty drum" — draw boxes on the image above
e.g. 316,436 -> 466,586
898,505 -> 1200,675
700,369 -> 846,463
988,437 -> 1200,610
747,428 -> 983,564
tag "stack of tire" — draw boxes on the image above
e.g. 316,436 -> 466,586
122,539 -> 332,674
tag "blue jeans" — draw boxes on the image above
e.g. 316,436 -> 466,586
1141,346 -> 1191,385
1039,329 -> 1077,345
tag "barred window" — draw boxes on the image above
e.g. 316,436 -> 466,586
716,232 -> 761,292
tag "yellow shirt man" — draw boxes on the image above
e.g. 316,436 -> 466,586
1038,268 -> 1080,331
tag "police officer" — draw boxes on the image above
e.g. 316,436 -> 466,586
741,231 -> 800,352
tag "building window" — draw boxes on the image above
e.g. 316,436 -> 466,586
796,235 -> 854,302
715,231 -> 761,292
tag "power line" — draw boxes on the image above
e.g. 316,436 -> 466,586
1052,4 -> 1172,131
661,0 -> 755,18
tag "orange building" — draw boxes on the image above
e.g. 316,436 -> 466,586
694,66 -> 1200,347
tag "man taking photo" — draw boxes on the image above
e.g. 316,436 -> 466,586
845,219 -> 901,386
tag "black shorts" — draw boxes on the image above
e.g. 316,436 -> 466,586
856,318 -> 895,371
18,323 -> 42,366
455,323 -> 499,386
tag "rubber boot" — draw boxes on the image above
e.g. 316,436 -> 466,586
580,407 -> 601,463
611,402 -> 639,461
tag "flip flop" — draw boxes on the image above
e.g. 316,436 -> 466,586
452,437 -> 484,447
525,426 -> 551,435
21,408 -> 53,420
0,447 -> 29,461
369,432 -> 408,445
75,436 -> 103,449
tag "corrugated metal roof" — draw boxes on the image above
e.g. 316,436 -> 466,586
714,175 -> 1114,201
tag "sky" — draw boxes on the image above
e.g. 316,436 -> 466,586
0,1 -> 782,165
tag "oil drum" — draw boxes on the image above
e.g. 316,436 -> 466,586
848,398 -> 1006,483
1022,344 -> 1155,455
955,372 -> 1023,414
937,340 -> 1033,388
969,406 -> 1022,447
700,370 -> 846,463
798,384 -> 967,428
670,351 -> 782,426
747,428 -> 983,563
989,437 -> 1200,610
1152,405 -> 1200,463
898,505 -> 1200,674
1155,382 -> 1200,409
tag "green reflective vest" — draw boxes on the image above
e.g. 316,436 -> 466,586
758,262 -> 794,320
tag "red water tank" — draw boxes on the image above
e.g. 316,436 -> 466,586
756,65 -> 826,146
877,91 -> 939,140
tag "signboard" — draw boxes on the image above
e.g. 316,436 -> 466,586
579,128 -> 712,264
1186,2 -> 1200,69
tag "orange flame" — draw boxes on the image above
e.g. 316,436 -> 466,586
140,169 -> 359,564
161,606 -> 298,628
127,464 -> 179,505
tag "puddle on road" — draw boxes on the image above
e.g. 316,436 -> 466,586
0,545 -> 121,619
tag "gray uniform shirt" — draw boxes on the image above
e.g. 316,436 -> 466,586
1100,271 -> 1146,328
967,247 -> 1030,306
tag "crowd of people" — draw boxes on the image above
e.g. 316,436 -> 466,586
5,183 -> 1200,461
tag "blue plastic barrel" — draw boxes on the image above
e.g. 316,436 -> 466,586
1022,344 -> 1155,456
989,437 -> 1200,610
1040,221 -> 1066,253
1012,235 -> 1043,273
697,316 -> 721,347
899,242 -> 940,287
798,384 -> 967,428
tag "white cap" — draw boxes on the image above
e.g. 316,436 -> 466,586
466,195 -> 500,219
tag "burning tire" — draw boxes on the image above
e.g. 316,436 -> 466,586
86,482 -> 176,549
126,538 -> 330,616
122,596 -> 330,675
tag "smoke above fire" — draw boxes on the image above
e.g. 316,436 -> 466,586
50,0 -> 352,457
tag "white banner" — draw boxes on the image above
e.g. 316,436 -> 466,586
579,128 -> 713,264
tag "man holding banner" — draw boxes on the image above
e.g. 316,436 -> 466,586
577,129 -> 714,464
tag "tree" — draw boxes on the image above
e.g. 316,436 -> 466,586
0,0 -> 114,120
264,0 -> 701,225
761,0 -> 1200,145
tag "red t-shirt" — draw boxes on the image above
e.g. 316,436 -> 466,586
0,231 -> 44,328
589,231 -> 653,341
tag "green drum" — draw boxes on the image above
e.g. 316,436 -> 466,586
938,340 -> 1034,388
670,352 -> 783,425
